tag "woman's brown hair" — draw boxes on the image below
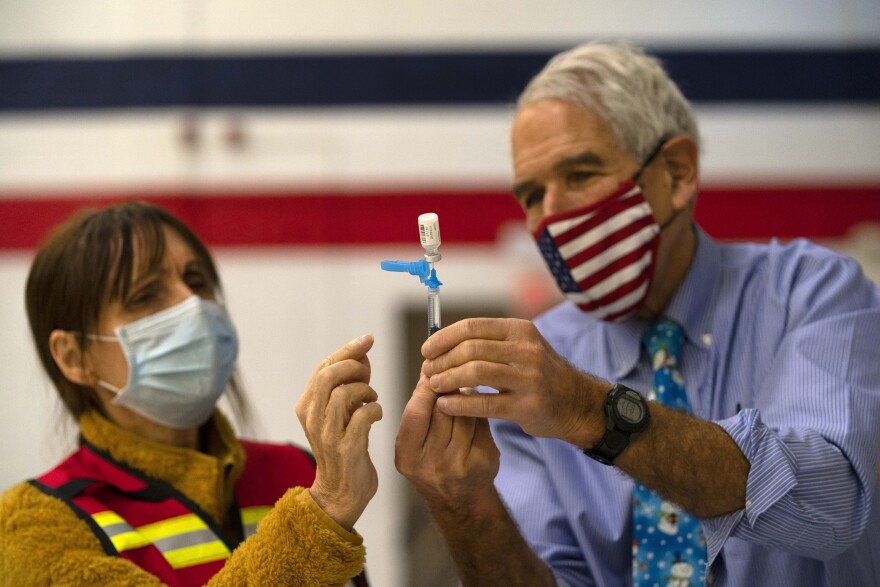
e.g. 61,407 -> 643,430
25,201 -> 250,425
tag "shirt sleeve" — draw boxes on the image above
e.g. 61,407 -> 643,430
492,418 -> 599,587
703,251 -> 880,565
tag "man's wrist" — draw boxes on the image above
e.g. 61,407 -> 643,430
424,483 -> 500,520
567,375 -> 614,449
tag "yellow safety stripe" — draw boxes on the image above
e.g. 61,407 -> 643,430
92,510 -> 151,551
92,510 -> 126,527
240,505 -> 271,527
163,540 -> 232,569
89,511 -> 232,568
137,514 -> 209,541
110,530 -> 153,551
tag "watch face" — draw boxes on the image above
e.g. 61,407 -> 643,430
617,393 -> 646,424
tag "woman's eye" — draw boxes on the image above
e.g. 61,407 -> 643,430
185,272 -> 210,293
128,286 -> 157,306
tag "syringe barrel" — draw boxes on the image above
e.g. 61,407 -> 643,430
427,287 -> 442,335
418,213 -> 441,263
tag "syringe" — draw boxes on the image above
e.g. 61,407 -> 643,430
419,213 -> 442,335
380,212 -> 444,338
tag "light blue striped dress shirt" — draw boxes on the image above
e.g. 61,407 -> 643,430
491,227 -> 880,586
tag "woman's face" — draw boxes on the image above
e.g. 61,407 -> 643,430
83,225 -> 217,434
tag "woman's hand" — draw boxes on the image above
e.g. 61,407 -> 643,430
295,334 -> 383,530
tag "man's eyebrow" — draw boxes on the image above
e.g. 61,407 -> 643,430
512,151 -> 605,200
554,150 -> 604,171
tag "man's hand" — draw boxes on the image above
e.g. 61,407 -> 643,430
295,334 -> 383,530
395,373 -> 499,509
395,365 -> 557,587
421,318 -> 611,449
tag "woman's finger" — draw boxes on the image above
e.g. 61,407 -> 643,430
307,359 -> 371,430
318,334 -> 374,371
346,402 -> 384,451
305,334 -> 373,397
324,382 -> 378,432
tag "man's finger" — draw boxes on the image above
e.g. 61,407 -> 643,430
422,339 -> 514,377
424,401 -> 454,453
437,391 -> 513,421
397,376 -> 440,447
428,360 -> 514,394
449,413 -> 476,452
421,318 -> 515,359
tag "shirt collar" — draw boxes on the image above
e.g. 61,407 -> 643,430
664,225 -> 721,351
606,224 -> 720,379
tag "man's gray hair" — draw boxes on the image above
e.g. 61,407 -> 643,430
517,42 -> 701,162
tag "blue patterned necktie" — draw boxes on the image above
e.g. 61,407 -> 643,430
632,319 -> 706,586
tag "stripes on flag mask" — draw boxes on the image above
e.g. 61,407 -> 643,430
532,178 -> 660,322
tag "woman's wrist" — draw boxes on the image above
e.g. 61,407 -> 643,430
308,486 -> 359,531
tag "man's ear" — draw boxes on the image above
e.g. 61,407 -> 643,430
661,136 -> 699,210
49,330 -> 94,387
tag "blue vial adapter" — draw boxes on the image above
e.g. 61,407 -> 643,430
380,259 -> 431,283
381,258 -> 443,335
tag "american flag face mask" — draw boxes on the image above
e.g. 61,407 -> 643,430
532,179 -> 660,322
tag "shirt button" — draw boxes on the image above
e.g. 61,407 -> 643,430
702,333 -> 713,347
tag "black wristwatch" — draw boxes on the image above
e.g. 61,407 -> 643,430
584,383 -> 650,465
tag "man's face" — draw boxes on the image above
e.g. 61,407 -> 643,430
511,98 -> 698,319
511,98 -> 672,233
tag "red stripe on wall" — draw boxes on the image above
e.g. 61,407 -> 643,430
0,185 -> 878,250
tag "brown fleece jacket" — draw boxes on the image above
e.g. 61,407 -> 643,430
0,411 -> 366,586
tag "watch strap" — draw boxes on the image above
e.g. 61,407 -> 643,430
584,427 -> 631,465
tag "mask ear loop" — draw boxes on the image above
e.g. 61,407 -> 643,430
632,135 -> 683,230
632,135 -> 672,182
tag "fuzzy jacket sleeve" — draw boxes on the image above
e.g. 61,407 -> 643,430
0,483 -> 365,586
206,486 -> 366,586
0,482 -> 164,586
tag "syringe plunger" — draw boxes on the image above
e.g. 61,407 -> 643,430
418,213 -> 441,263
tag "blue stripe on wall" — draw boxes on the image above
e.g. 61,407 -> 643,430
1,47 -> 878,111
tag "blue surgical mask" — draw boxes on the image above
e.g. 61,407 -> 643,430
90,295 -> 239,429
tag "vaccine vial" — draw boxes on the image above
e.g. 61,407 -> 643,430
418,213 -> 441,263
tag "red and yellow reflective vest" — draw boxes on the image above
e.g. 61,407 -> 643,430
31,439 -> 368,587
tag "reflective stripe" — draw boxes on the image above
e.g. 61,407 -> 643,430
90,510 -> 231,568
93,511 -> 151,551
138,514 -> 210,540
103,522 -> 152,551
153,528 -> 224,553
240,505 -> 271,537
163,540 -> 231,569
